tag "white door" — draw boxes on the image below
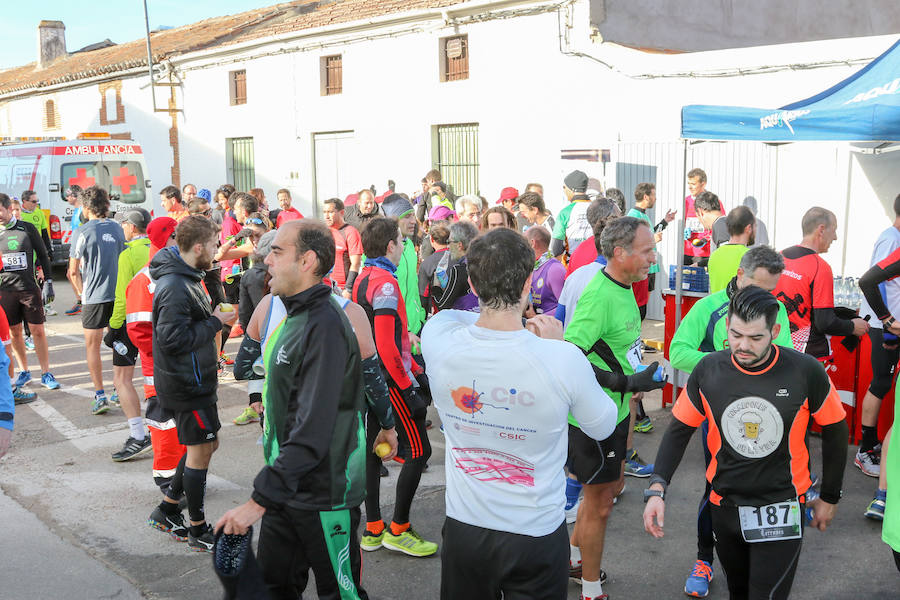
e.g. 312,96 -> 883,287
312,131 -> 355,218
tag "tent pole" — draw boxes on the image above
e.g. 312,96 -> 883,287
675,139 -> 688,329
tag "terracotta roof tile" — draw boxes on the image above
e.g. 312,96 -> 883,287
0,0 -> 466,96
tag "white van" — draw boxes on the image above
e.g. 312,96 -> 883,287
0,133 -> 152,264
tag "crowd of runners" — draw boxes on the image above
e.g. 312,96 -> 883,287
0,167 -> 897,600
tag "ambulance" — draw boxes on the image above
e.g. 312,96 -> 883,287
0,133 -> 153,264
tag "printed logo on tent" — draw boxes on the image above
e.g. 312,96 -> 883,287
759,110 -> 810,134
844,77 -> 900,105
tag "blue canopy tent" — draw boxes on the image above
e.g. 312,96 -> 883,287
670,37 -> 900,331
682,38 -> 900,142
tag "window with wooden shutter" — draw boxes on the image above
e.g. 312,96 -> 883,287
323,55 -> 342,95
441,35 -> 469,82
45,100 -> 57,129
230,69 -> 247,105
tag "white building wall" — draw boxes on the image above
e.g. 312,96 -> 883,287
0,0 -> 895,279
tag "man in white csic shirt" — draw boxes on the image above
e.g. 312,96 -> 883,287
422,227 -> 618,600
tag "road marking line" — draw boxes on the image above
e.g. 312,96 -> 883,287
27,399 -> 127,451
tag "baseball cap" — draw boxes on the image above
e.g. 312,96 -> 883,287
496,187 -> 519,205
428,205 -> 457,221
147,217 -> 177,250
115,208 -> 152,230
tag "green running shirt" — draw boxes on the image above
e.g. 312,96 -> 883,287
565,269 -> 641,426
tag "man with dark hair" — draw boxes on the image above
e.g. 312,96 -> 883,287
0,193 -> 58,403
645,285 -> 849,600
694,191 -> 728,252
352,217 -> 436,558
68,186 -> 125,414
150,215 -> 236,552
64,184 -> 86,315
551,170 -> 592,260
323,197 -> 362,299
216,219 -> 371,598
707,206 -> 756,293
669,246 -> 792,598
774,206 -> 868,359
564,217 -> 667,600
683,168 -> 715,265
273,188 -> 303,228
855,192 -> 900,479
160,185 -> 188,222
108,208 -> 153,461
423,227 -> 617,600
628,182 -> 676,324
524,226 -> 565,316
518,191 -> 555,233
19,190 -> 52,261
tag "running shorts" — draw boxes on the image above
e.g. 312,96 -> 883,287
174,405 -> 221,445
82,301 -> 114,330
0,288 -> 45,326
111,329 -> 140,367
568,417 -> 629,485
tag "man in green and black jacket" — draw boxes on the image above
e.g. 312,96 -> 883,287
216,219 -> 369,600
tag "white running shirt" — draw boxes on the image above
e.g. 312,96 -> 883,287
421,310 -> 617,537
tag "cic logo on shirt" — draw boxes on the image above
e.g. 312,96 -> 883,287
451,380 -> 533,416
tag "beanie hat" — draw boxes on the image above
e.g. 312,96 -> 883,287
564,170 -> 588,193
147,217 -> 177,250
197,188 -> 212,202
381,194 -> 414,218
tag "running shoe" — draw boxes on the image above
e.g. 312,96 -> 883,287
44,304 -> 57,316
188,523 -> 216,553
579,594 -> 609,600
13,371 -> 31,388
219,352 -> 235,366
360,529 -> 385,551
634,416 -> 654,433
233,406 -> 260,426
91,393 -> 110,415
109,391 -> 120,408
641,341 -> 657,354
13,387 -> 36,404
624,450 -> 654,478
111,436 -> 152,462
381,527 -> 437,557
854,449 -> 880,477
23,336 -> 34,351
148,506 -> 189,541
684,559 -> 713,598
228,324 -> 244,339
569,564 -> 606,585
865,493 -> 886,521
41,372 -> 60,390
65,302 -> 82,316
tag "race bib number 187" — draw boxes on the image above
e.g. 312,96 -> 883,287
738,499 -> 802,543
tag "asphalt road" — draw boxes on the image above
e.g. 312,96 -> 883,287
1,276 -> 897,599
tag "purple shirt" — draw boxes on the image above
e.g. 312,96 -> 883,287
531,255 -> 566,315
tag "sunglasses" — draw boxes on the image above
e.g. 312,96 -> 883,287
244,217 -> 264,226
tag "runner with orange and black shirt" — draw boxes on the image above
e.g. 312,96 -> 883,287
643,286 -> 848,600
773,206 -> 868,358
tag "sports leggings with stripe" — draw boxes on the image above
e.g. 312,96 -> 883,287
365,381 -> 431,526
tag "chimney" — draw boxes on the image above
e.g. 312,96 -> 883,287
37,20 -> 67,68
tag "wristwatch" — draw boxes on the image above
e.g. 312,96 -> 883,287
883,316 -> 896,329
643,488 -> 665,503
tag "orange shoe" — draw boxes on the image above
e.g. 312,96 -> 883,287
229,324 -> 244,339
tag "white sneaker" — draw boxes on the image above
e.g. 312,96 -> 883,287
854,449 -> 880,477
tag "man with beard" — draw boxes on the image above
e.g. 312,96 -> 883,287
150,215 -> 237,552
644,285 -> 848,600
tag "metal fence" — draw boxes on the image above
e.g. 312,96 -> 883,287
436,123 -> 479,197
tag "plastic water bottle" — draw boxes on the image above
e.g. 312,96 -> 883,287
113,340 -> 129,356
635,364 -> 665,382
252,355 -> 265,376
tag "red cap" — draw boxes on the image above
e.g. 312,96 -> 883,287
496,187 -> 519,204
147,217 -> 177,250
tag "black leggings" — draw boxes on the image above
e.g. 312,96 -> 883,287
711,504 -> 803,600
697,420 -> 715,564
365,383 -> 431,526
